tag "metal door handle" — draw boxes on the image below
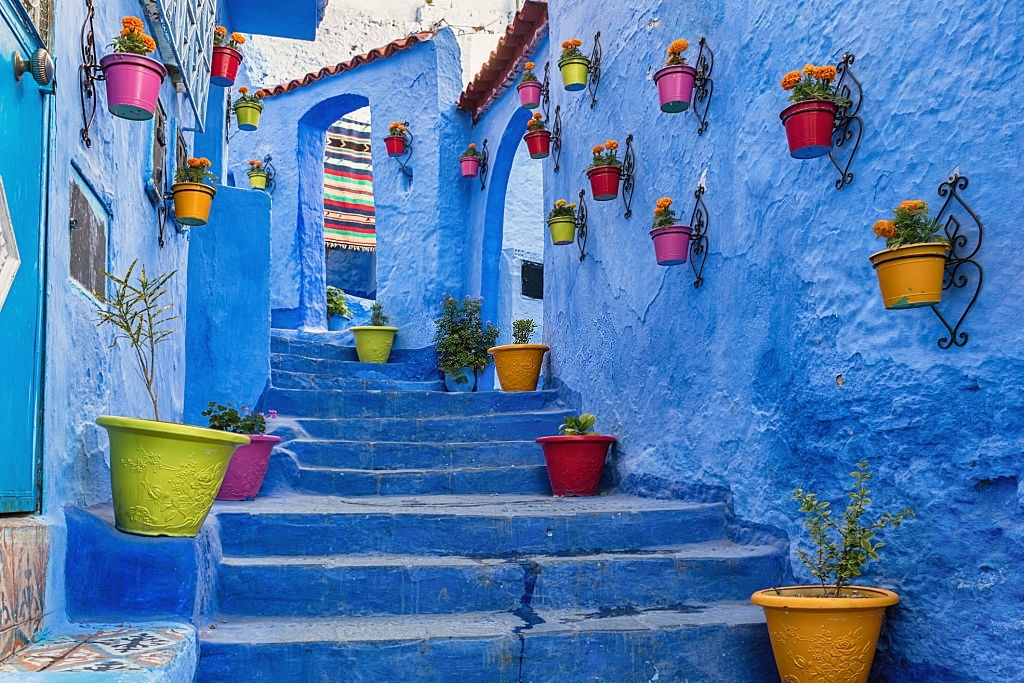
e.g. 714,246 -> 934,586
12,48 -> 54,86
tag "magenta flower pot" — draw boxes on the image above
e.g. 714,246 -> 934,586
586,165 -> 622,201
653,64 -> 697,113
215,434 -> 281,500
518,81 -> 542,109
536,435 -> 615,497
460,156 -> 481,178
524,130 -> 551,159
100,53 -> 167,121
210,46 -> 242,87
780,98 -> 838,159
650,225 -> 693,265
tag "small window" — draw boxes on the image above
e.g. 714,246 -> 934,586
69,175 -> 109,296
521,260 -> 543,300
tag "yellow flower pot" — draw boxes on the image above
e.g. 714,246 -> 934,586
171,182 -> 216,227
868,242 -> 949,309
547,216 -> 575,245
234,100 -> 264,131
248,170 -> 268,189
751,585 -> 899,683
488,344 -> 549,392
558,56 -> 589,91
350,325 -> 398,363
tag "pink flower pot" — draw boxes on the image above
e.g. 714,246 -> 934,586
536,435 -> 615,497
780,98 -> 838,159
524,130 -> 551,159
586,165 -> 622,201
518,80 -> 542,109
100,53 -> 167,121
460,155 -> 481,178
650,225 -> 693,265
210,46 -> 243,87
215,434 -> 281,500
384,135 -> 406,157
653,64 -> 697,113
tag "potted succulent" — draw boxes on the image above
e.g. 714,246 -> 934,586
203,402 -> 280,501
517,61 -> 541,109
750,461 -> 915,683
384,122 -> 409,156
460,142 -> 482,178
433,294 -> 499,392
535,414 -> 615,496
779,62 -> 851,158
869,199 -> 949,309
326,285 -> 353,331
557,38 -> 588,91
100,16 -> 166,121
523,112 -> 550,159
653,38 -> 696,113
649,196 -> 692,266
245,159 -> 268,190
94,260 -> 248,537
171,157 -> 217,226
211,25 -> 245,87
350,301 -> 398,363
233,86 -> 265,131
488,319 -> 548,392
546,199 -> 577,246
585,140 -> 623,201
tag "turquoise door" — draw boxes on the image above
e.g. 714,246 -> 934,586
0,2 -> 48,512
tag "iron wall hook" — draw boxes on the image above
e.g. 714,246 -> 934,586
620,134 -> 636,219
575,188 -> 589,261
588,31 -> 602,108
690,37 -> 714,135
688,172 -> 710,288
478,139 -> 489,191
828,52 -> 862,190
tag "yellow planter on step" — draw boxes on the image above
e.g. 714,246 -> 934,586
868,242 -> 949,309
351,325 -> 398,363
488,344 -> 549,392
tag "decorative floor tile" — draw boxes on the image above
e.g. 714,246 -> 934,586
0,625 -> 193,674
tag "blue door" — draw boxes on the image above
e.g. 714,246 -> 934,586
0,2 -> 48,512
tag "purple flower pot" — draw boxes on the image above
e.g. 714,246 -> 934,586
215,434 -> 281,500
653,64 -> 697,113
650,225 -> 693,266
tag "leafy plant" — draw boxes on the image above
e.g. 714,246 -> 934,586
109,16 -> 156,55
793,460 -> 914,597
235,86 -> 264,106
587,140 -> 622,169
520,61 -> 538,83
94,260 -> 178,421
872,199 -> 947,249
781,63 -> 851,107
512,319 -> 536,345
548,198 -> 577,221
526,112 -> 547,132
461,142 -> 480,158
433,294 -> 499,384
388,122 -> 409,140
368,301 -> 389,326
652,196 -> 679,229
326,286 -> 352,319
174,157 -> 217,185
213,25 -> 246,50
559,413 -> 597,435
558,38 -> 585,62
203,401 -> 276,435
664,38 -> 688,66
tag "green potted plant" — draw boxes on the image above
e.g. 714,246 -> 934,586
487,319 -> 548,392
869,199 -> 949,309
203,402 -> 280,501
94,260 -> 248,537
523,112 -> 550,159
171,156 -> 217,226
433,294 -> 499,392
517,61 -> 541,108
751,460 -> 915,683
585,140 -> 623,201
779,62 -> 851,159
350,301 -> 398,363
650,196 -> 692,266
326,285 -> 353,331
245,159 -> 268,190
547,198 -> 577,246
557,38 -> 589,91
535,413 -> 615,496
233,86 -> 265,131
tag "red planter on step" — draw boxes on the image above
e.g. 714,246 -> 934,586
211,46 -> 243,87
524,130 -> 551,159
586,165 -> 622,201
518,80 -> 542,109
650,225 -> 693,265
536,435 -> 615,497
384,135 -> 407,157
215,434 -> 281,500
780,98 -> 837,159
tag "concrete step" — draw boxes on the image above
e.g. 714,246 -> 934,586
196,605 -> 776,682
216,542 -> 786,617
271,352 -> 436,381
271,336 -> 436,367
296,463 -> 552,496
286,439 -> 545,469
264,387 -> 561,419
271,369 -> 444,392
293,410 -> 569,442
213,494 -> 728,558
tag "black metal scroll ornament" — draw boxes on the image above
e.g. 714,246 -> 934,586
691,37 -> 714,135
551,105 -> 563,173
588,31 -> 602,108
575,188 -> 589,262
389,122 -> 413,179
261,154 -> 277,195
828,53 -> 862,190
541,61 -> 551,120
688,180 -> 710,288
620,134 -> 636,219
79,0 -> 105,148
478,139 -> 489,191
929,172 -> 983,349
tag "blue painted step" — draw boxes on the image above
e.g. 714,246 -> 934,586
271,336 -> 436,367
213,494 -> 728,558
271,369 -> 443,391
197,606 -> 777,682
216,542 -> 786,617
293,410 -> 568,441
296,463 -> 552,496
264,387 -> 561,419
286,439 -> 544,469
271,353 -> 436,381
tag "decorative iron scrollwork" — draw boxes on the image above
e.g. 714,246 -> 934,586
620,134 -> 636,219
541,61 -> 551,120
575,188 -> 589,262
478,139 -> 490,191
688,173 -> 710,288
388,121 -> 414,179
828,53 -> 862,190
79,0 -> 104,148
539,63 -> 562,172
691,37 -> 714,135
261,154 -> 277,195
929,171 -> 983,348
588,31 -> 602,108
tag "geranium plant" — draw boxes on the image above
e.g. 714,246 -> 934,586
174,157 -> 217,186
109,16 -> 156,55
213,25 -> 246,50
664,38 -> 688,66
559,38 -> 585,61
872,200 -> 947,249
781,63 -> 850,107
587,140 -> 621,169
511,319 -> 536,345
547,198 -> 577,221
526,112 -> 547,132
433,294 -> 499,385
235,86 -> 263,106
461,142 -> 480,157
388,122 -> 409,140
520,61 -> 538,83
203,401 -> 276,435
652,197 -> 679,229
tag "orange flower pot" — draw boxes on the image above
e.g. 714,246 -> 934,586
171,182 -> 216,226
488,344 -> 549,392
868,242 -> 949,309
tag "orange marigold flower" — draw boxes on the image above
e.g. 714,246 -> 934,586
561,40 -> 571,50
239,86 -> 249,95
873,220 -> 897,239
256,91 -> 264,98
803,63 -> 816,77
525,61 -> 535,70
568,203 -> 576,209
815,65 -> 837,82
120,27 -> 132,37
122,16 -> 144,31
592,145 -> 604,154
532,112 -> 543,119
654,207 -> 664,215
231,32 -> 245,44
570,38 -> 582,47
142,34 -> 156,52
555,199 -> 567,207
604,140 -> 618,150
468,143 -> 476,149
215,25 -> 227,36
897,199 -> 927,212
668,38 -> 688,55
781,71 -> 802,90
198,157 -> 212,167
187,157 -> 200,167
656,197 -> 673,208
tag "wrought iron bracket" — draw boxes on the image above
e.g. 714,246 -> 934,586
550,105 -> 563,173
478,139 -> 489,191
388,122 -> 414,179
79,0 -> 105,148
157,191 -> 189,247
691,37 -> 715,135
541,61 -> 551,120
620,134 -> 636,219
588,31 -> 602,108
575,188 -> 589,262
828,52 -> 862,190
929,171 -> 983,348
260,154 -> 277,195
688,171 -> 710,288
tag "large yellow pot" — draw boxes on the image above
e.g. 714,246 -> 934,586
488,344 -> 549,392
750,585 -> 899,683
351,325 -> 398,363
171,182 -> 216,227
868,242 -> 949,309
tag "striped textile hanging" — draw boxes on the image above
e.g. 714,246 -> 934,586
323,118 -> 376,251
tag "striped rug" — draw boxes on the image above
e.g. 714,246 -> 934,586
324,118 -> 376,251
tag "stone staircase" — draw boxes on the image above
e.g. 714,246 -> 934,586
197,332 -> 784,681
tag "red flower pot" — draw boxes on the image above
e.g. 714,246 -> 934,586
215,434 -> 281,500
518,80 -> 542,109
653,64 -> 697,113
384,135 -> 406,157
650,225 -> 693,265
586,165 -> 622,201
536,435 -> 615,497
780,98 -> 838,159
210,46 -> 243,87
460,155 -> 481,178
524,130 -> 551,159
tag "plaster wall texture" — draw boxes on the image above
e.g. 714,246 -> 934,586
463,0 -> 1023,678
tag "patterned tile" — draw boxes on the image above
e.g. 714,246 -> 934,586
0,625 -> 193,674
0,519 -> 49,647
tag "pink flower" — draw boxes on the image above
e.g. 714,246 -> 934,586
267,410 -> 278,419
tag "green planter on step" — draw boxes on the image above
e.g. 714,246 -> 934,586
351,325 -> 398,363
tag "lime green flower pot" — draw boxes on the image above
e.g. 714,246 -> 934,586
558,57 -> 590,91
234,100 -> 263,131
351,325 -> 398,363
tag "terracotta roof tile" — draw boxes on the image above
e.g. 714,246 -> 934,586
257,30 -> 439,98
457,0 -> 548,124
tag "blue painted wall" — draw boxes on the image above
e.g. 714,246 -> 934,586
466,1 -> 1023,679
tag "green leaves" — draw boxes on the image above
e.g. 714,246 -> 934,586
511,319 -> 536,345
433,295 -> 499,378
559,413 -> 598,435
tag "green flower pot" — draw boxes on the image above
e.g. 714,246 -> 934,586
234,100 -> 263,131
558,56 -> 590,91
96,416 -> 249,537
547,216 -> 576,245
351,325 -> 398,363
